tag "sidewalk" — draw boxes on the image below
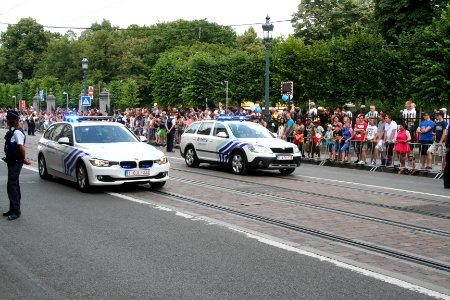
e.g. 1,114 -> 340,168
300,157 -> 443,179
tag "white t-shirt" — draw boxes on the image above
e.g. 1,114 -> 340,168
366,125 -> 378,141
385,121 -> 398,142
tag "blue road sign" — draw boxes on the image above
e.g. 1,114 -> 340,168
39,90 -> 44,101
81,96 -> 91,106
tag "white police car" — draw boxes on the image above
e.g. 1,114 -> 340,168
180,116 -> 301,175
37,116 -> 170,192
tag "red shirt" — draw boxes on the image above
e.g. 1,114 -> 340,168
353,122 -> 367,141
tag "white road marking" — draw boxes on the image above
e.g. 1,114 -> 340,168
297,174 -> 450,199
108,191 -> 450,300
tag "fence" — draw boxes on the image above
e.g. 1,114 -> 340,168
298,139 -> 445,178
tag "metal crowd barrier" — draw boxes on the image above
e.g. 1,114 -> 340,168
292,138 -> 444,177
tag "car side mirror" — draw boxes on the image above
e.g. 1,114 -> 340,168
216,132 -> 228,138
139,136 -> 148,143
57,137 -> 71,145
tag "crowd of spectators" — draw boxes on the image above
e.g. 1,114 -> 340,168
0,100 -> 448,174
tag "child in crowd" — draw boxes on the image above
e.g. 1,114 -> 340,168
293,129 -> 305,157
324,124 -> 334,159
405,153 -> 416,175
332,124 -> 343,161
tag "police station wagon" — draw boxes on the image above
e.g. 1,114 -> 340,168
179,116 -> 301,175
37,116 -> 170,192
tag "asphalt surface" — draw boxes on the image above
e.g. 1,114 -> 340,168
0,163 -> 440,299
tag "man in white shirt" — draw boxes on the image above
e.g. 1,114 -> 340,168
384,114 -> 397,167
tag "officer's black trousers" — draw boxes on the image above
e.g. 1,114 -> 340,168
7,162 -> 23,215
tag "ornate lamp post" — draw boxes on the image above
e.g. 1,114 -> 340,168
81,58 -> 88,111
17,70 -> 23,112
223,80 -> 229,113
262,16 -> 274,122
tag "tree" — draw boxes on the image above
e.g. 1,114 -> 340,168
402,6 -> 450,110
374,0 -> 448,43
292,0 -> 374,44
0,18 -> 50,82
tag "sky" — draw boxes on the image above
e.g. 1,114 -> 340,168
0,0 -> 300,38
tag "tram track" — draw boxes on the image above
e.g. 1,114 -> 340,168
170,167 -> 450,220
170,176 -> 450,238
149,188 -> 450,273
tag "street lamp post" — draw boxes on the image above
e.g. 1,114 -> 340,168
17,70 -> 23,112
262,16 -> 274,122
63,92 -> 69,110
223,80 -> 229,113
81,58 -> 89,111
12,96 -> 16,110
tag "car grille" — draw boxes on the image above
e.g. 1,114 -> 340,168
120,161 -> 137,169
139,160 -> 154,168
271,147 -> 294,154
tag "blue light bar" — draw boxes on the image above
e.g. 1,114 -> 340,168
216,115 -> 249,121
65,115 -> 80,122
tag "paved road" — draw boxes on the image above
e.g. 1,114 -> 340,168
0,163 -> 442,299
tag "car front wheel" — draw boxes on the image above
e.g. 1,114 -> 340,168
230,152 -> 247,175
76,163 -> 91,192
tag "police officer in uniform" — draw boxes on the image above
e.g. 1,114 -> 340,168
444,123 -> 450,188
2,111 -> 31,220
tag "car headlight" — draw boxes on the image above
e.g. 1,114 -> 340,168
248,144 -> 272,154
156,156 -> 169,165
293,147 -> 300,154
89,159 -> 112,167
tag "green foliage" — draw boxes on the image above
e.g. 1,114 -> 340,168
293,0 -> 375,44
374,0 -> 448,43
401,6 -> 450,110
0,18 -> 49,82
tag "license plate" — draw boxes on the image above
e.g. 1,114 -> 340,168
276,155 -> 293,160
125,170 -> 151,177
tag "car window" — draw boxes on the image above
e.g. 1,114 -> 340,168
213,123 -> 228,137
197,122 -> 213,136
75,125 -> 138,143
49,124 -> 66,142
185,122 -> 200,134
228,123 -> 274,138
43,125 -> 56,140
60,125 -> 73,143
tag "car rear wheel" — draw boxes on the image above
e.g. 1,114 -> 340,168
279,168 -> 295,175
231,152 -> 247,175
76,163 -> 91,192
38,154 -> 52,179
184,146 -> 199,168
150,181 -> 166,188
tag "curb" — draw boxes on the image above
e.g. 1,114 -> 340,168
300,158 -> 442,179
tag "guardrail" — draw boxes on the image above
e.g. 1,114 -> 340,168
300,139 -> 445,179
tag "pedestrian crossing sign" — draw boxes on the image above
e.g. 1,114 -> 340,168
81,96 -> 91,106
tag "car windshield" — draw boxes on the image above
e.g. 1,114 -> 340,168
228,123 -> 275,139
75,125 -> 138,143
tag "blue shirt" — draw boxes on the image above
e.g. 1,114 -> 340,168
418,120 -> 435,142
285,119 -> 295,137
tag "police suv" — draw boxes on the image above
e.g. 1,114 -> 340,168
179,116 -> 301,175
37,116 -> 170,192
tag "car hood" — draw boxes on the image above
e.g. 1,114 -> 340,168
239,138 -> 297,149
78,142 -> 165,161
